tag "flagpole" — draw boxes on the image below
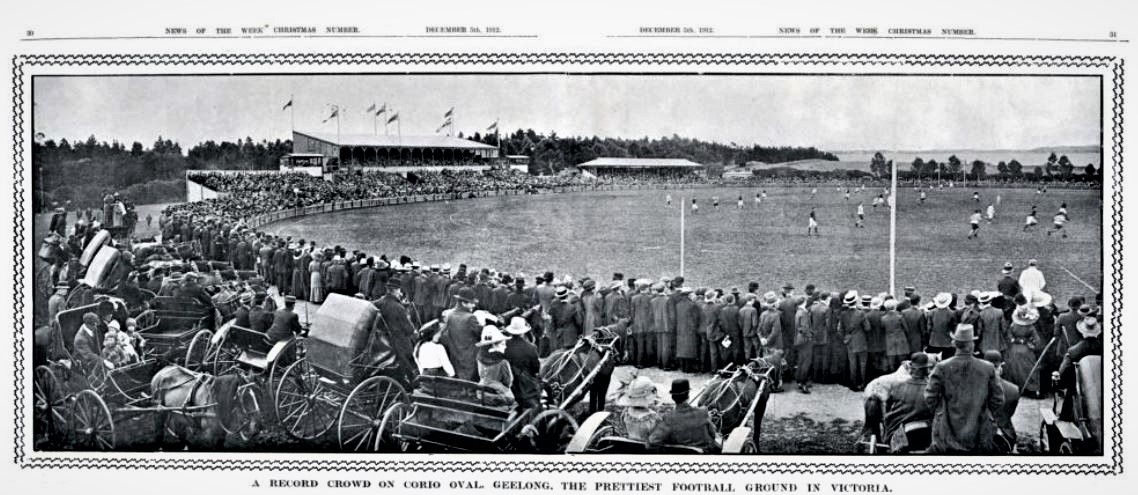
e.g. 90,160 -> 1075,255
680,195 -> 685,278
889,159 -> 897,296
290,94 -> 294,132
384,102 -> 389,136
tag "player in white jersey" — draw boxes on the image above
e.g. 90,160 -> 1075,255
1059,202 -> 1069,218
811,187 -> 817,197
872,194 -> 885,208
737,194 -> 744,209
972,191 -> 981,202
1024,205 -> 1039,231
1047,210 -> 1068,238
919,189 -> 927,205
712,196 -> 720,211
691,198 -> 699,215
985,203 -> 996,223
754,192 -> 761,206
808,208 -> 820,236
855,203 -> 865,228
968,209 -> 983,239
666,193 -> 672,208
761,190 -> 768,200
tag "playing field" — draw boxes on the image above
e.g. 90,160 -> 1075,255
268,185 -> 1103,304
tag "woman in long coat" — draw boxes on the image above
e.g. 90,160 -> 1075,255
292,248 -> 311,301
673,289 -> 702,372
308,252 -> 325,304
1006,305 -> 1044,395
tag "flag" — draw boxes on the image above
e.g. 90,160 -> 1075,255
375,104 -> 386,116
322,108 -> 339,123
387,113 -> 399,124
282,98 -> 293,111
444,107 -> 454,118
730,141 -> 738,147
366,103 -> 376,113
487,120 -> 498,132
436,118 -> 453,133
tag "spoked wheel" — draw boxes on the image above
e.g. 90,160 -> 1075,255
377,402 -> 416,452
33,365 -> 67,448
69,389 -> 115,450
722,426 -> 758,454
35,265 -> 55,302
207,336 -> 241,377
524,409 -> 579,454
266,339 -> 299,403
336,376 -> 408,452
184,329 -> 212,371
565,411 -> 614,453
274,359 -> 337,441
219,384 -> 263,442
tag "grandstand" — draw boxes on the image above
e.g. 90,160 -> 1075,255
576,157 -> 704,179
291,130 -> 503,172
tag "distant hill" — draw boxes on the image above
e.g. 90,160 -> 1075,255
744,159 -> 872,173
832,145 -> 1101,155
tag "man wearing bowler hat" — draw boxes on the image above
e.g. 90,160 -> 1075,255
647,378 -> 718,452
442,287 -> 483,381
924,323 -> 1004,453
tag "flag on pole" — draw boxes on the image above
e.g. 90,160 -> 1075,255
322,108 -> 339,123
436,118 -> 452,133
387,113 -> 399,124
375,104 -> 386,116
282,98 -> 293,111
487,120 -> 498,132
444,107 -> 454,118
366,103 -> 376,113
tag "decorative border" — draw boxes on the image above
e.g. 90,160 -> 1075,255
10,52 -> 1124,475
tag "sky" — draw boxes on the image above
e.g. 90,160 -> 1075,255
33,74 -> 1100,151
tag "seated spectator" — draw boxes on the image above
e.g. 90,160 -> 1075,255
614,376 -> 661,442
647,378 -> 718,452
475,325 -> 516,406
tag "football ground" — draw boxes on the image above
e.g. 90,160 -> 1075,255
269,185 -> 1103,304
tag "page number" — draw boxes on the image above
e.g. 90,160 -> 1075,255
26,30 -> 34,37
1109,31 -> 1117,38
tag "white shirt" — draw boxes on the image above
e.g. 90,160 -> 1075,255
970,213 -> 982,224
857,205 -> 865,215
415,341 -> 455,376
1019,267 -> 1046,295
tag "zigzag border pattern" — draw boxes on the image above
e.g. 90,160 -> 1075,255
8,52 -> 1124,476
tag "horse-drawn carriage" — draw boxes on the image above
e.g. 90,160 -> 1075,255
134,297 -> 217,366
566,359 -> 775,455
32,302 -> 223,450
378,375 -> 579,453
1040,355 -> 1103,455
268,294 -> 414,445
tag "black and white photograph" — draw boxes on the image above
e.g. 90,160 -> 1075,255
25,70 -> 1111,459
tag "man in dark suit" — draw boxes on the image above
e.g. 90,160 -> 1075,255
503,317 -> 541,411
233,293 -> 253,328
778,284 -> 799,370
925,324 -> 1004,453
266,295 -> 303,345
441,287 -> 482,381
371,278 -> 417,384
900,295 -> 927,354
249,298 -> 274,333
647,379 -> 718,452
839,292 -> 870,391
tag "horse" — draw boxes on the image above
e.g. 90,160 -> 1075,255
692,359 -> 774,441
539,319 -> 627,412
150,365 -> 242,450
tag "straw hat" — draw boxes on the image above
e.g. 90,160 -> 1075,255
1077,317 -> 1102,338
952,323 -> 978,342
934,292 -> 952,309
504,316 -> 531,336
615,376 -> 659,408
476,325 -> 510,347
842,291 -> 859,306
1012,306 -> 1040,326
1031,290 -> 1053,308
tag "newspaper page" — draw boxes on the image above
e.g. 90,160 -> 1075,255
1,1 -> 1133,494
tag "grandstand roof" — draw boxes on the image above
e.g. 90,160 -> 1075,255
296,131 -> 497,150
577,157 -> 704,169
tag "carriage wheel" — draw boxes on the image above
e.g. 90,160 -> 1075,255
221,385 -> 263,443
207,336 -> 241,377
565,411 -> 614,453
184,329 -> 212,371
33,365 -> 67,447
266,339 -> 299,402
336,376 -> 407,452
377,402 -> 415,452
69,389 -> 115,450
64,284 -> 93,309
274,359 -> 337,440
524,409 -> 579,453
722,426 -> 758,454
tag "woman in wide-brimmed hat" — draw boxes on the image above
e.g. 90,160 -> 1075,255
614,376 -> 661,441
476,325 -> 516,406
1005,305 -> 1044,396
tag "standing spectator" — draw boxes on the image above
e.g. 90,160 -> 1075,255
840,292 -> 870,391
1006,305 -> 1044,397
809,292 -> 832,384
738,294 -> 760,361
630,280 -> 655,367
674,288 -> 701,373
701,291 -> 724,371
650,282 -> 672,370
983,350 -> 1021,449
996,262 -> 1020,300
777,284 -> 799,373
793,296 -> 814,393
900,295 -> 927,354
926,293 -> 958,361
865,296 -> 886,380
924,324 -> 1004,454
1018,259 -> 1046,299
441,287 -> 482,381
758,292 -> 785,392
580,279 -> 604,335
976,292 -> 1008,354
881,298 -> 909,372
550,286 -> 582,350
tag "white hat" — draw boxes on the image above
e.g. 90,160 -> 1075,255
476,325 -> 510,347
934,292 -> 952,309
504,316 -> 531,335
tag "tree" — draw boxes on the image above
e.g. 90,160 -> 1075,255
1058,154 -> 1073,178
130,141 -> 144,156
1085,163 -> 1098,181
996,160 -> 1009,177
970,160 -> 986,180
870,152 -> 887,178
925,159 -> 940,177
1033,166 -> 1044,179
947,154 -> 962,176
1046,152 -> 1058,176
912,157 -> 925,179
1008,159 -> 1023,177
